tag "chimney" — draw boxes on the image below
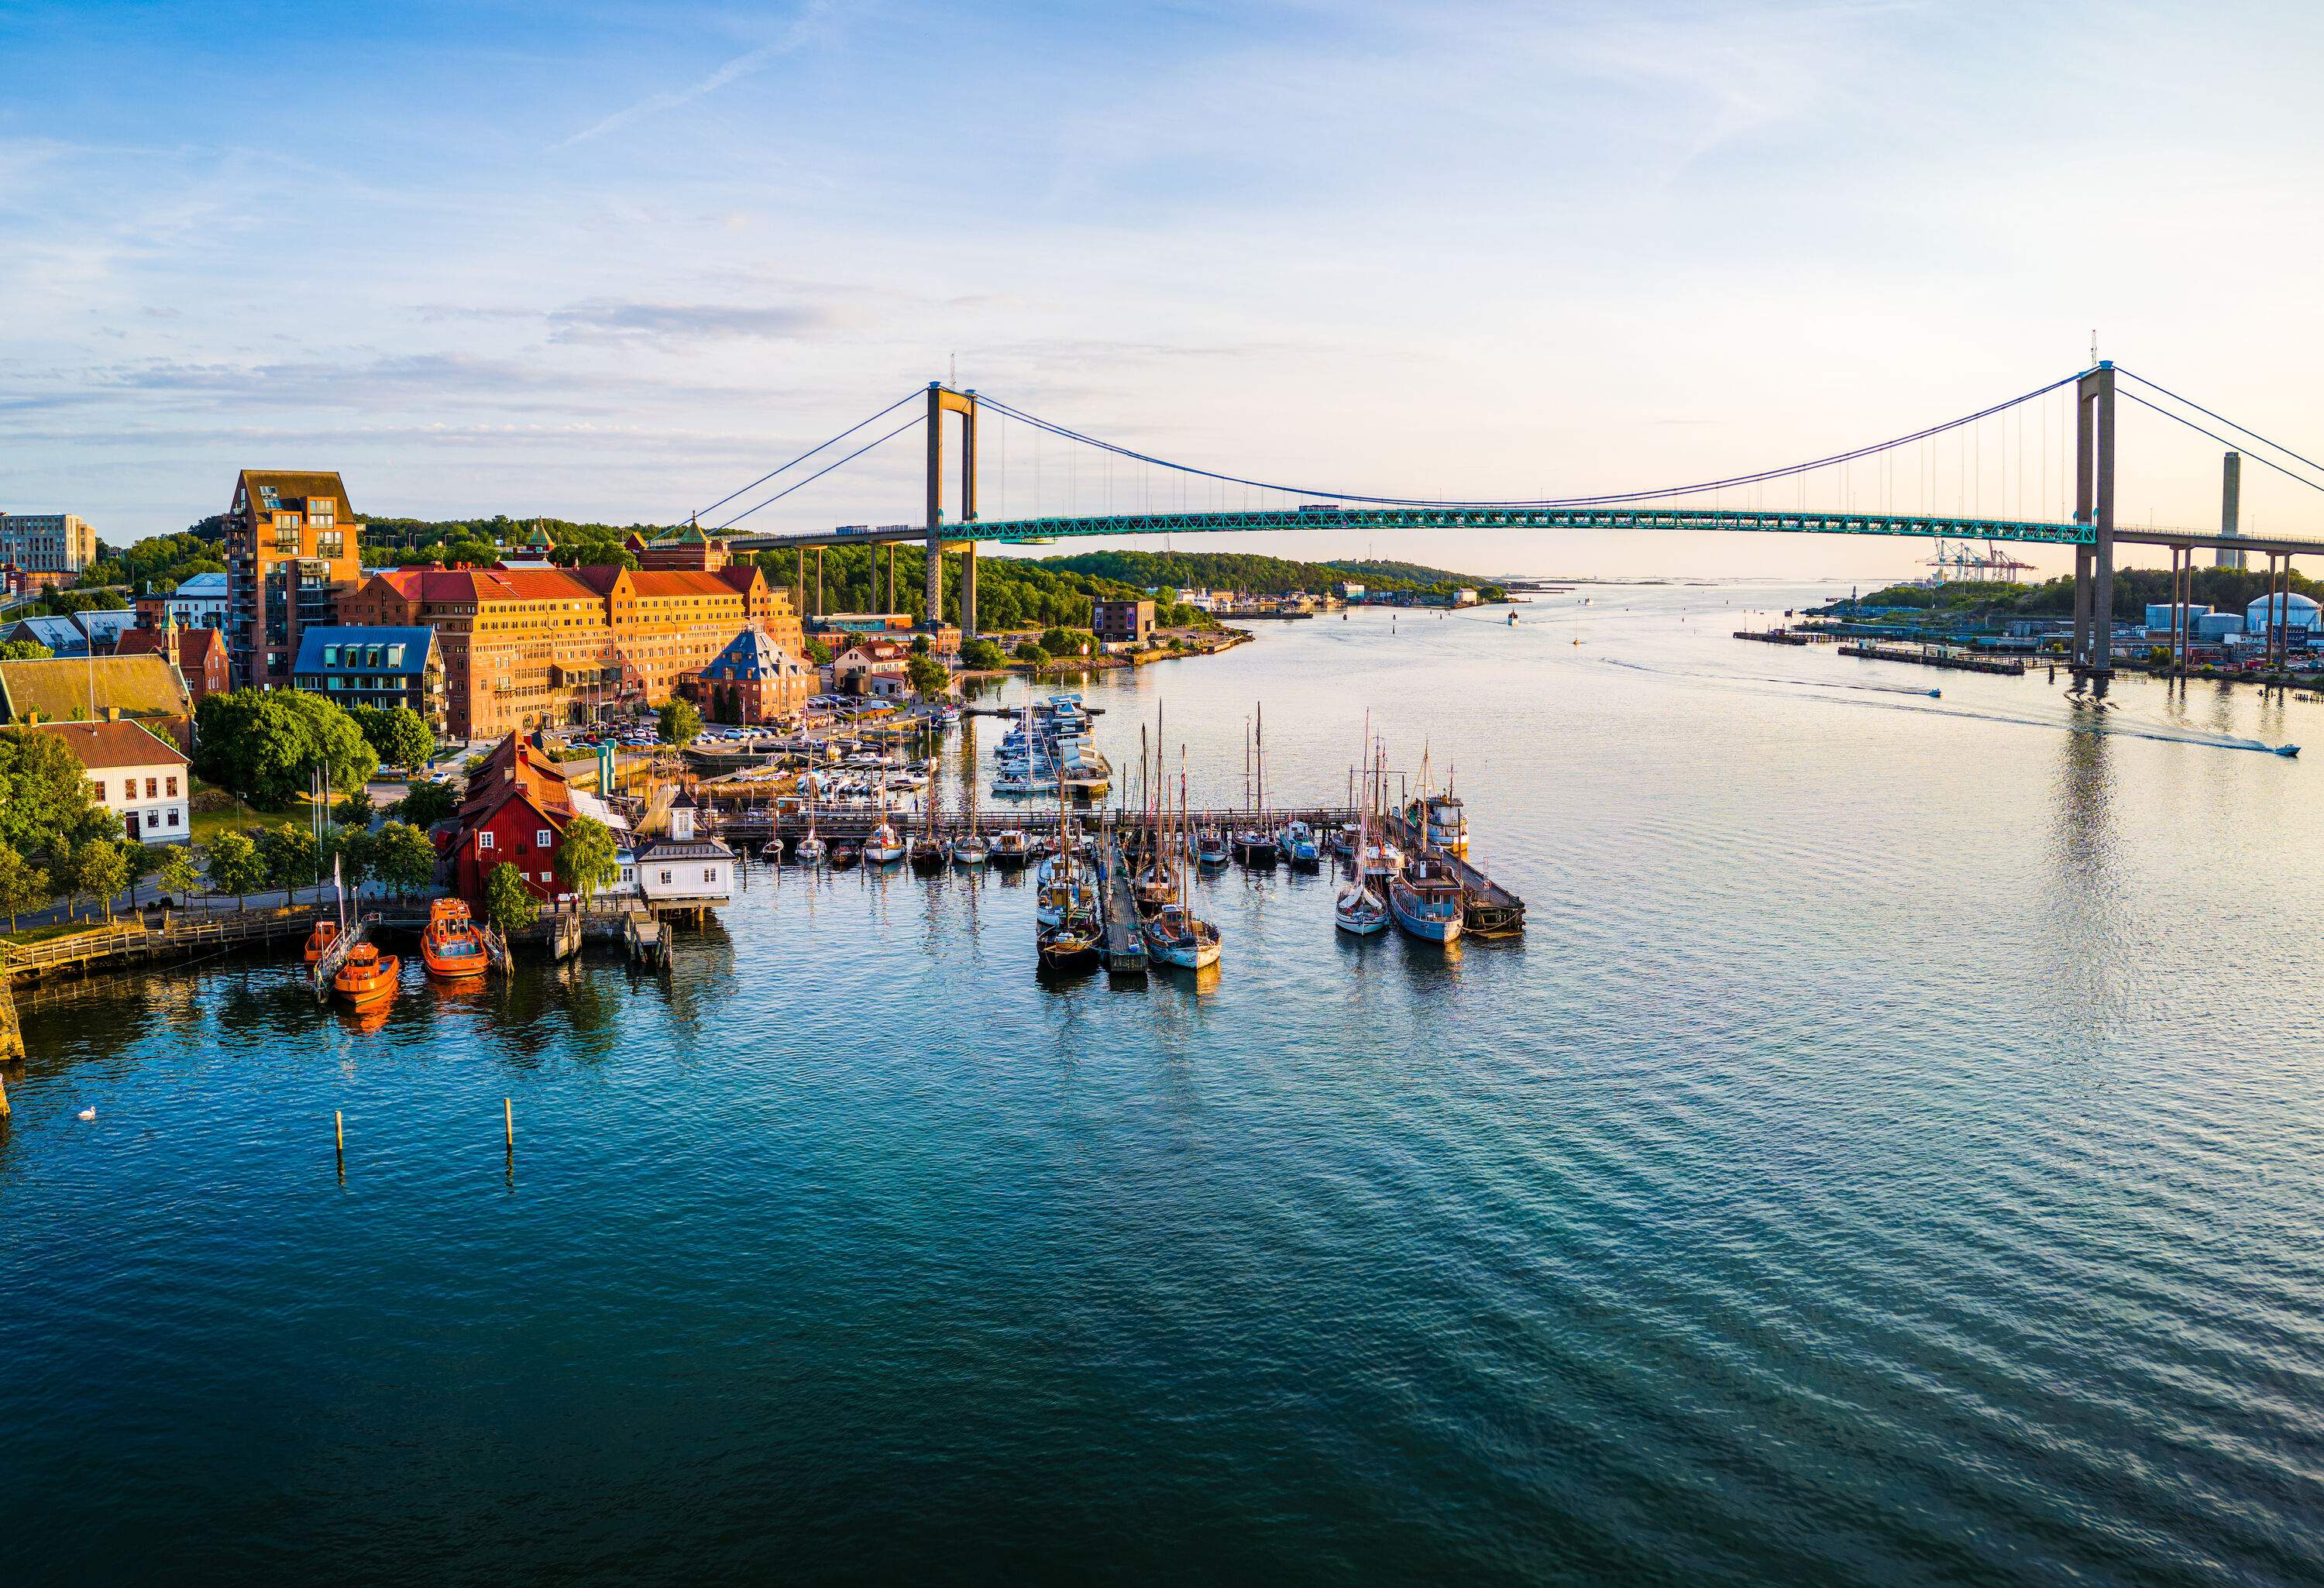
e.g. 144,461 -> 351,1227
2218,452 -> 2245,571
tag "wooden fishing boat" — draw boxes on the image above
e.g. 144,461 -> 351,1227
829,841 -> 861,870
302,919 -> 339,965
419,897 -> 490,981
1037,916 -> 1103,974
1388,855 -> 1464,944
332,940 -> 401,1009
1337,717 -> 1391,936
1142,902 -> 1222,969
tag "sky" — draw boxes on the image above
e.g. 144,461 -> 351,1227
4,0 -> 2322,583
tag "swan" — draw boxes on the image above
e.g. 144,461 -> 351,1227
77,1106 -> 95,1120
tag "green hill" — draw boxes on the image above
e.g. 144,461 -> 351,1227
1039,549 -> 1501,600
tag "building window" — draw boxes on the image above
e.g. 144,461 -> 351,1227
146,811 -> 160,830
479,830 -> 494,850
537,829 -> 552,847
659,870 -> 672,885
704,867 -> 717,884
145,778 -> 157,798
89,779 -> 105,804
167,809 -> 180,828
122,779 -> 135,801
166,776 -> 178,797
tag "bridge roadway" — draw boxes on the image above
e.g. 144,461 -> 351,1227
729,506 -> 2096,554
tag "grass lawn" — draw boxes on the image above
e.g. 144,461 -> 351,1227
0,919 -> 114,947
186,785 -> 275,847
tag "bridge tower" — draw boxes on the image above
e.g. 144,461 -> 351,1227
2071,363 -> 2117,678
924,382 -> 978,633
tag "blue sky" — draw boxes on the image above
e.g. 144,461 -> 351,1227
5,1 -> 2322,579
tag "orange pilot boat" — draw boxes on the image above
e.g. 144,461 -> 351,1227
332,940 -> 401,1010
303,919 -> 340,965
420,898 -> 491,981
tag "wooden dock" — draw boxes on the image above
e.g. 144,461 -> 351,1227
724,805 -> 1356,847
1100,835 -> 1147,974
3,906 -> 320,981
624,911 -> 671,971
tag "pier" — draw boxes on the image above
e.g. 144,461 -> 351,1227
1838,641 -> 2026,675
1099,831 -> 1148,974
5,906 -> 320,981
722,805 -> 1359,847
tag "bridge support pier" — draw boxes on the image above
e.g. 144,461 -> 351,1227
963,542 -> 978,637
814,548 -> 823,617
885,542 -> 896,614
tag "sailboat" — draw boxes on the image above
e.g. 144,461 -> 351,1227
1143,753 -> 1222,969
1132,712 -> 1178,916
1233,706 -> 1276,868
864,764 -> 905,865
1335,717 -> 1389,936
793,775 -> 827,865
908,751 -> 947,873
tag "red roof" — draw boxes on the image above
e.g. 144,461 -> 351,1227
23,719 -> 188,769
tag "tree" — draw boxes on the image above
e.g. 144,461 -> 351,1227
803,637 -> 834,666
328,826 -> 375,895
371,821 -> 438,899
906,653 -> 950,699
334,790 -> 376,828
1038,627 -> 1087,658
205,830 -> 263,910
1014,641 -> 1047,664
192,689 -> 379,806
155,844 -> 202,910
658,697 -> 703,745
483,861 -> 538,935
0,727 -> 112,860
554,815 -> 620,910
66,839 -> 130,922
351,703 -> 435,770
0,843 -> 50,930
394,779 -> 458,829
0,639 -> 53,661
909,632 -> 932,655
258,823 -> 319,904
960,637 -> 1006,670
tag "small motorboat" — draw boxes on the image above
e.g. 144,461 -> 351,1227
1233,829 -> 1277,868
332,940 -> 401,1009
953,831 -> 988,867
989,829 -> 1031,871
302,919 -> 339,965
907,834 -> 947,875
1277,820 -> 1322,871
794,831 -> 827,865
830,842 -> 861,871
1195,826 -> 1231,868
419,897 -> 490,981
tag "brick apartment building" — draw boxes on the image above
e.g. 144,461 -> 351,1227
223,470 -> 365,689
338,528 -> 806,740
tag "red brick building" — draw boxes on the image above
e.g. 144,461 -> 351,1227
115,622 -> 231,707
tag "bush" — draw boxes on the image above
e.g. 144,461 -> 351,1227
960,638 -> 1007,670
658,697 -> 703,744
192,689 -> 379,806
1013,642 -> 1047,665
394,779 -> 458,829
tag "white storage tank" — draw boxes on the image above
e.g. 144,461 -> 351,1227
2244,592 -> 2321,633
2195,611 -> 2245,641
2147,603 -> 2209,631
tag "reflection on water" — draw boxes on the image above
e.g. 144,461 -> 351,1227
7,582 -> 2324,1585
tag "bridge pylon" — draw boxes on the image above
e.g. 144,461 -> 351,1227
2071,363 -> 2116,679
924,382 -> 978,633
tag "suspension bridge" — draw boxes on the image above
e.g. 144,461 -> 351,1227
692,363 -> 2324,682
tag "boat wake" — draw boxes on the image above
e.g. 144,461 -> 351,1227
1597,659 -> 2297,755
1600,658 -> 1940,699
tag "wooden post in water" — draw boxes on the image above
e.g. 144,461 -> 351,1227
0,1066 -> 10,1119
504,1098 -> 514,1150
334,1109 -> 345,1174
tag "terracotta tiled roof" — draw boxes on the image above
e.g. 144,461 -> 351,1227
22,719 -> 188,769
626,569 -> 751,599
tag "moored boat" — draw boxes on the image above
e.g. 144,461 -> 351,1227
419,897 -> 490,980
1277,819 -> 1322,871
1387,855 -> 1464,943
332,940 -> 401,1009
830,841 -> 861,870
1141,902 -> 1222,969
303,919 -> 339,965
